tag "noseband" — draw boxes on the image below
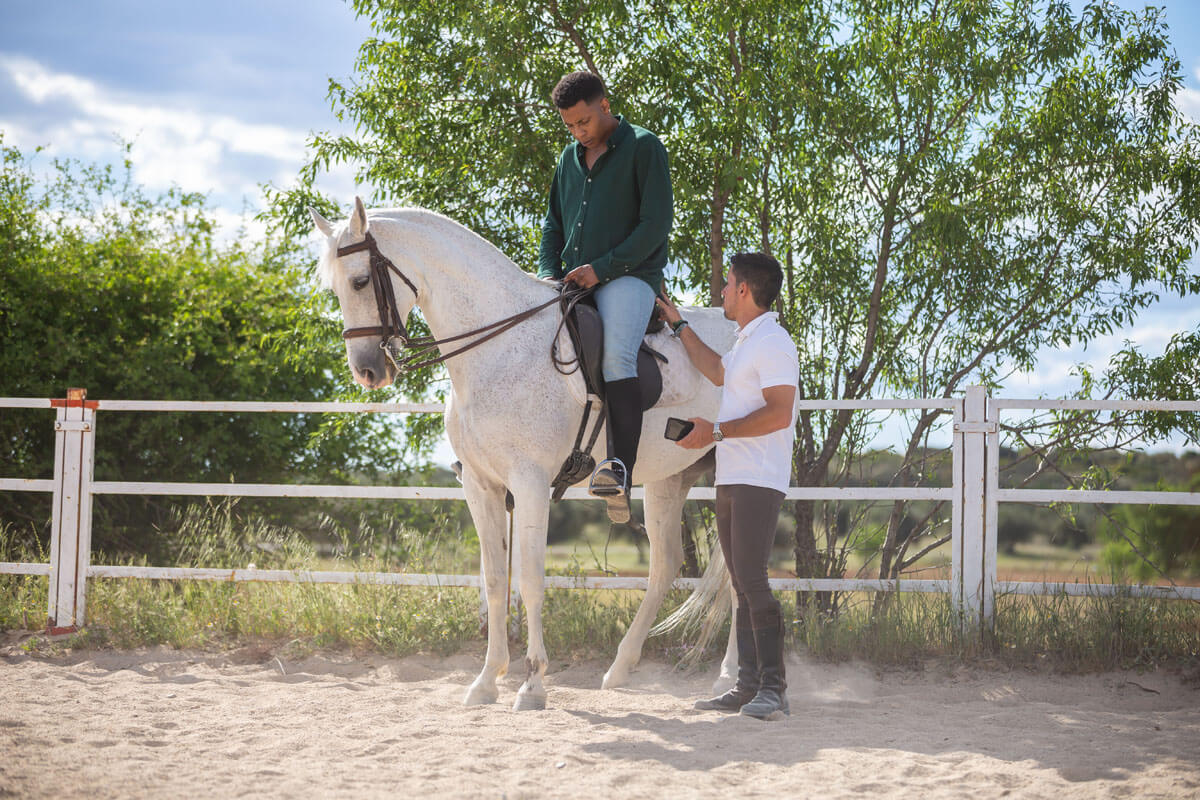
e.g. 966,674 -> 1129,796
335,230 -> 591,373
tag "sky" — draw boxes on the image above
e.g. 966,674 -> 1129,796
0,1 -> 370,238
2,1 -> 1198,456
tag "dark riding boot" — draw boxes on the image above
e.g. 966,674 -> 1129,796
740,614 -> 790,721
589,377 -> 642,524
694,607 -> 758,711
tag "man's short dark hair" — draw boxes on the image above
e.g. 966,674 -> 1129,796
729,252 -> 784,310
551,71 -> 607,109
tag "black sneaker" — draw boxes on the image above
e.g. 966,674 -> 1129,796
588,459 -> 630,524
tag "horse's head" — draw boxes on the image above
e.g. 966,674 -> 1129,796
310,197 -> 414,390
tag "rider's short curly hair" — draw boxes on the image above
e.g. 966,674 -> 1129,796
729,252 -> 784,310
551,71 -> 607,109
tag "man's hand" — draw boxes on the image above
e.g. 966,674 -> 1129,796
655,293 -> 682,326
564,264 -> 599,288
676,416 -> 715,449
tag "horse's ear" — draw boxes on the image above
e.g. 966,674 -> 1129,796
350,196 -> 369,237
309,207 -> 334,237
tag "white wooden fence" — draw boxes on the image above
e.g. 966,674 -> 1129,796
2,387 -> 1198,635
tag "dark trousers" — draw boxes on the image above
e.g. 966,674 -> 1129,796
716,484 -> 785,629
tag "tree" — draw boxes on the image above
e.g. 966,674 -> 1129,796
1103,473 -> 1200,580
270,0 -> 1200,603
267,0 -> 824,302
755,0 -> 1200,608
0,140 -> 410,555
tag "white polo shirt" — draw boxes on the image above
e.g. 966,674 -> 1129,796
715,312 -> 799,492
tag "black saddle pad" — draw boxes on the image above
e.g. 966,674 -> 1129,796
565,302 -> 663,411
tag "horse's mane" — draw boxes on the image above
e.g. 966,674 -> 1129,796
315,206 -> 528,290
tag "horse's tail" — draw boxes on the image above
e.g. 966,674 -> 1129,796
650,538 -> 731,668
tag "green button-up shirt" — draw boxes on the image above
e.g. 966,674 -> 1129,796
537,116 -> 673,290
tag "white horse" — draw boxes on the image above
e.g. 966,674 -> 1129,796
311,199 -> 738,710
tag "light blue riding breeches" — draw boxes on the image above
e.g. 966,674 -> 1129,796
594,276 -> 656,382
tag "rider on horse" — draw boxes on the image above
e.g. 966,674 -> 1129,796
537,70 -> 674,524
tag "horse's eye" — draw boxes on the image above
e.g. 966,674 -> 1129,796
352,276 -> 370,291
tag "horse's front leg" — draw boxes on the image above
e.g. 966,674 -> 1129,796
603,475 -> 686,689
462,471 -> 510,706
509,466 -> 552,711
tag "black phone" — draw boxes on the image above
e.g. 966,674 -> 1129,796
664,417 -> 695,441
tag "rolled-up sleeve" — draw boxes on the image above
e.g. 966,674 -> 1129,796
589,137 -> 672,282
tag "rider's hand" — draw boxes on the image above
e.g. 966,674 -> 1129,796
655,293 -> 682,326
564,264 -> 600,288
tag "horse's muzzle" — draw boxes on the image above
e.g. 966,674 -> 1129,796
349,344 -> 397,389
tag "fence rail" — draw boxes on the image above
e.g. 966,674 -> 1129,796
2,387 -> 1198,635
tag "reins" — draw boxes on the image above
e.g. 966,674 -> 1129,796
337,230 -> 593,374
338,227 -> 609,506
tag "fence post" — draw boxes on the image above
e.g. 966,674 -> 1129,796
983,392 -> 999,626
955,386 -> 988,629
950,398 -> 964,617
46,388 -> 96,634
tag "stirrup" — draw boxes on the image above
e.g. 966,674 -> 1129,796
589,458 -> 631,524
588,458 -> 628,497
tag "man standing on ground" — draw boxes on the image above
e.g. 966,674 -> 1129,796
538,70 -> 673,524
655,253 -> 798,721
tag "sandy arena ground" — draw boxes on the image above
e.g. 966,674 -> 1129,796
2,639 -> 1198,799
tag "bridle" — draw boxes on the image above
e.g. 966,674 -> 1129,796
337,231 -> 418,348
335,230 -> 591,374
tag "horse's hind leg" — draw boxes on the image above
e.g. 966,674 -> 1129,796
462,471 -> 510,706
510,467 -> 553,711
713,595 -> 740,694
602,473 -> 686,689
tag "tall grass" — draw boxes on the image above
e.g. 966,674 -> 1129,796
0,523 -> 47,631
792,589 -> 1200,672
2,510 -> 1196,672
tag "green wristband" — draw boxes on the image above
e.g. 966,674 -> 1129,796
671,318 -> 690,335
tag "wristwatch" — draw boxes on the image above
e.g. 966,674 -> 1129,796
712,423 -> 724,442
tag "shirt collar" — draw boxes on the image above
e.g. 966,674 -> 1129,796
735,311 -> 778,342
573,115 -> 631,161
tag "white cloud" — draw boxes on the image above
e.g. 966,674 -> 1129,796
1005,304 -> 1200,397
1,54 -> 308,201
1179,86 -> 1200,125
0,54 -> 370,244
207,206 -> 271,245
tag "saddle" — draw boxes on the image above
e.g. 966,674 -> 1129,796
549,292 -> 668,501
563,300 -> 666,410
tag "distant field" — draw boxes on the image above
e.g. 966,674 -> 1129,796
545,526 -> 1200,587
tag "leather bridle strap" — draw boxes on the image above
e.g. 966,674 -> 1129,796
334,229 -> 593,373
337,232 -> 419,344
395,290 -> 580,373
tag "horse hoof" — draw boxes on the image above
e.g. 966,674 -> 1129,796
463,683 -> 499,706
513,689 -> 546,711
602,665 -> 630,689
